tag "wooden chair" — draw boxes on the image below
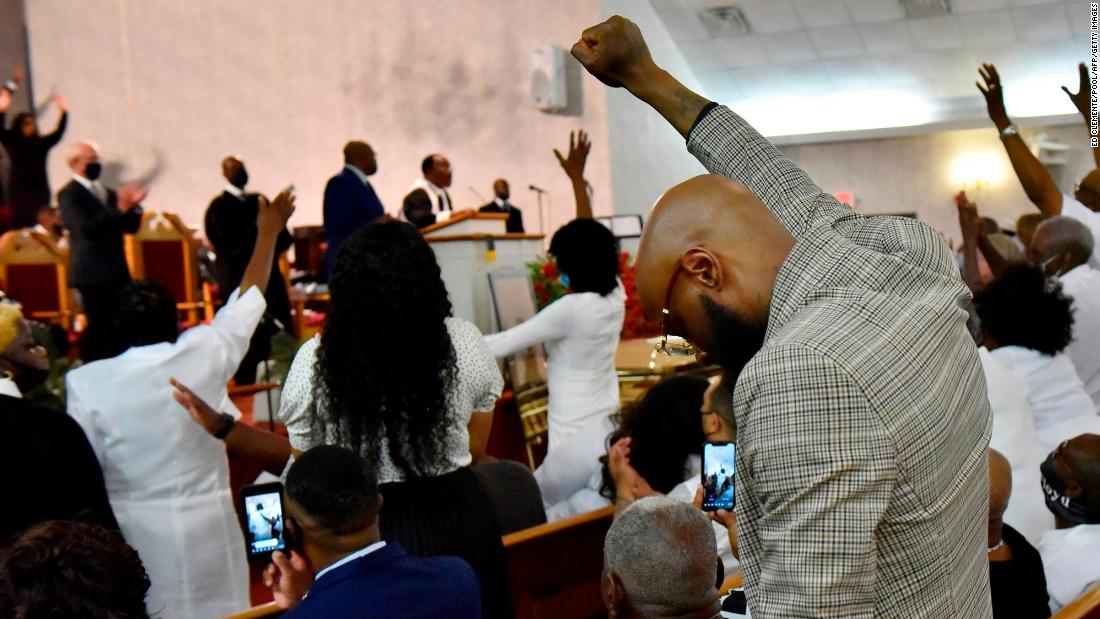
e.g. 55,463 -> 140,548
0,229 -> 74,328
502,505 -> 615,619
124,211 -> 213,325
1054,581 -> 1100,619
219,602 -> 283,619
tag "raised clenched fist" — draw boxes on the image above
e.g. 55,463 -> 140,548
571,15 -> 657,90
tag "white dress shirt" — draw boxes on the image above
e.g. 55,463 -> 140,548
0,376 -> 21,398
66,287 -> 266,619
224,183 -> 246,200
978,347 -> 1055,544
989,346 -> 1100,453
73,173 -> 107,204
1059,264 -> 1100,411
1062,195 -> 1100,269
1038,524 -> 1100,613
278,317 -> 503,484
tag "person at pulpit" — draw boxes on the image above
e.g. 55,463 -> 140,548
322,140 -> 385,279
58,140 -> 145,361
402,153 -> 453,228
478,179 -> 524,233
205,155 -> 294,385
484,130 -> 626,512
64,190 -> 295,619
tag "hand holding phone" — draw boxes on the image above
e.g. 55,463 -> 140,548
241,482 -> 292,564
702,441 -> 736,511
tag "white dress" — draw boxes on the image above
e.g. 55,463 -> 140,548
989,346 -> 1100,453
66,287 -> 264,619
1038,524 -> 1100,613
484,284 -> 625,507
278,317 -> 503,484
1059,264 -> 1100,411
977,347 -> 1054,544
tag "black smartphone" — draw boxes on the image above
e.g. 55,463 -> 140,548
240,482 -> 289,564
701,441 -> 736,511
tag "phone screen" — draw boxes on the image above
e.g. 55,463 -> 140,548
242,484 -> 287,562
702,442 -> 736,511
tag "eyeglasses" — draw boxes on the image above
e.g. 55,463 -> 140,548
655,265 -> 697,357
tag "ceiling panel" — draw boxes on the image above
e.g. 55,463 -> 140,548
823,56 -> 883,89
908,15 -> 964,50
736,0 -> 804,33
1012,3 -> 1071,41
844,0 -> 908,23
713,35 -> 771,68
760,31 -> 819,63
859,21 -> 917,54
809,24 -> 868,58
792,0 -> 852,27
951,0 -> 1010,12
955,10 -> 1019,45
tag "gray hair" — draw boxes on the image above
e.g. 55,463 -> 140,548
1036,216 -> 1095,265
603,496 -> 718,612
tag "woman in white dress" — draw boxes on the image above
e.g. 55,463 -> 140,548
484,131 -> 627,508
973,264 -> 1100,454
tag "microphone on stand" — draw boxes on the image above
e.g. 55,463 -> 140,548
529,184 -> 548,194
468,186 -> 487,203
529,185 -> 548,235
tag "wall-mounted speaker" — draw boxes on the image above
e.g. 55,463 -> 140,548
530,44 -> 567,113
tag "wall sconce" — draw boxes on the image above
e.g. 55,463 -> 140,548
950,150 -> 1006,194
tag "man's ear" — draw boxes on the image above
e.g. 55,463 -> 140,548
681,247 -> 722,290
602,569 -> 627,618
1066,479 -> 1084,500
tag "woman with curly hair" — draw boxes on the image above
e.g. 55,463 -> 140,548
277,218 -> 506,616
0,520 -> 150,619
974,263 -> 1100,453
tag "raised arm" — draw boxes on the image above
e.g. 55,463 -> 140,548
1062,63 -> 1100,169
955,192 -> 983,291
978,63 -> 1063,216
42,95 -> 68,148
240,189 -> 295,294
483,294 -> 574,358
554,130 -> 593,219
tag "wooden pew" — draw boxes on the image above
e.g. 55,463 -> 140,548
219,602 -> 283,619
1054,581 -> 1100,619
502,505 -> 615,619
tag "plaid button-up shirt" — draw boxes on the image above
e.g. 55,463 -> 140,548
688,106 -> 993,618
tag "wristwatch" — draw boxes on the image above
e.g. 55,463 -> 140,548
999,124 -> 1019,141
213,412 -> 236,439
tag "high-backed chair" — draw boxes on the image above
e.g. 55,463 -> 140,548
0,229 -> 74,328
124,211 -> 213,325
502,505 -> 615,619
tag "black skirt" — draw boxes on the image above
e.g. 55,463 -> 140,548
379,466 -> 507,619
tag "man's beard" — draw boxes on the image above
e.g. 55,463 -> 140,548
700,295 -> 766,381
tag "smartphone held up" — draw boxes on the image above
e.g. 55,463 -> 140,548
702,441 -> 736,512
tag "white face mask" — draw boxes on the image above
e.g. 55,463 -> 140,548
1038,253 -> 1062,276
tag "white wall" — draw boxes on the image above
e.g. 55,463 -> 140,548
24,0 -> 611,235
602,0 -> 707,241
780,122 -> 1095,244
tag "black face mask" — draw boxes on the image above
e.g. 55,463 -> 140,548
1040,452 -> 1100,525
84,162 -> 103,181
229,170 -> 248,189
700,294 -> 766,381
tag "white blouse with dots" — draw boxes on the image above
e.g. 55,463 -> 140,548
277,317 -> 504,484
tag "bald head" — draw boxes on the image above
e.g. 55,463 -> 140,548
637,174 -> 794,372
1030,216 -> 1095,274
603,497 -> 719,617
221,156 -> 247,189
343,141 -> 377,176
989,449 -> 1012,521
66,141 -> 100,177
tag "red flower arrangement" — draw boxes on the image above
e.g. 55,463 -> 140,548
526,252 -> 660,340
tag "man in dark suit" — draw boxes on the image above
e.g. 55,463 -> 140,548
57,140 -> 145,361
0,302 -> 117,546
479,179 -> 525,233
402,153 -> 454,229
263,445 -> 481,619
322,141 -> 384,279
204,155 -> 293,384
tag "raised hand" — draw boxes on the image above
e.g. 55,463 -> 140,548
52,94 -> 68,113
10,67 -> 24,86
0,88 -> 10,112
553,130 -> 591,182
955,190 -> 981,242
976,63 -> 1010,130
571,15 -> 658,90
170,378 -> 222,435
117,184 -> 148,213
1062,62 -> 1092,120
257,189 -> 296,238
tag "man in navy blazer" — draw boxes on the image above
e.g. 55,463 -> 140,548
264,445 -> 482,619
322,141 -> 384,279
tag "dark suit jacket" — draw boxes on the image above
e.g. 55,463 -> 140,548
402,187 -> 452,229
283,541 -> 482,619
323,168 -> 385,277
479,201 -> 525,233
57,180 -> 142,288
0,394 -> 118,546
204,191 -> 293,326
